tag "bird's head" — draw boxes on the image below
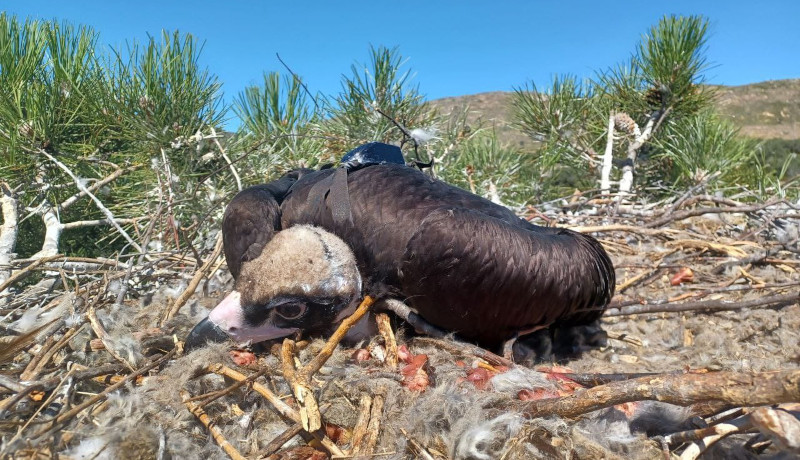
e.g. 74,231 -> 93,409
185,226 -> 362,349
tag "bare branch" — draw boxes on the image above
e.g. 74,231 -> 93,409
58,165 -> 134,211
0,183 -> 19,305
62,217 -> 140,230
600,112 -> 615,194
604,291 -> 798,317
519,370 -> 800,419
38,149 -> 143,253
617,107 -> 672,199
209,127 -> 241,191
35,205 -> 62,259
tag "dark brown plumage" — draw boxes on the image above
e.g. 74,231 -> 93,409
279,164 -> 614,346
187,147 -> 615,356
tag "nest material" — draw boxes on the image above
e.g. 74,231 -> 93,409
1,197 -> 799,459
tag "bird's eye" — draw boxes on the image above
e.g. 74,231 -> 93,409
275,303 -> 306,320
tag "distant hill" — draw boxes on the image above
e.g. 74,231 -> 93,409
714,79 -> 800,139
428,79 -> 800,149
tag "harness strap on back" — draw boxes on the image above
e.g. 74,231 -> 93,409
328,167 -> 353,227
306,167 -> 354,228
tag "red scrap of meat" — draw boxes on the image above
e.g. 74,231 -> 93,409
229,350 -> 256,366
518,388 -> 561,401
351,348 -> 371,363
670,267 -> 694,286
466,368 -> 492,390
324,422 -> 347,444
397,344 -> 412,363
535,365 -> 575,374
401,354 -> 431,392
461,362 -> 510,390
614,401 -> 640,417
546,373 -> 583,389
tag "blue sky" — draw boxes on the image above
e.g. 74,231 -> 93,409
4,1 -> 799,109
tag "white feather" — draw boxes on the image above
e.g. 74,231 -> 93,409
410,127 -> 439,144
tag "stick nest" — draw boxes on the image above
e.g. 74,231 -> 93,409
1,196 -> 799,459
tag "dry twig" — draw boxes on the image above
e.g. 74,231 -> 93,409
2,350 -> 175,454
375,313 -> 398,368
207,364 -> 345,458
645,200 -> 781,228
181,389 -> 246,460
258,423 -> 304,458
350,394 -> 372,453
412,337 -> 514,368
87,306 -> 136,371
605,291 -> 799,317
162,232 -> 224,323
353,389 -> 385,458
0,254 -> 64,294
20,326 -> 80,381
519,370 -> 800,419
281,296 -> 374,433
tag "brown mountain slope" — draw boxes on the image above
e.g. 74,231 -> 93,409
429,79 -> 800,147
714,79 -> 800,139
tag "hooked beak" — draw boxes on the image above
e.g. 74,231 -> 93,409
184,290 -> 299,350
185,317 -> 230,350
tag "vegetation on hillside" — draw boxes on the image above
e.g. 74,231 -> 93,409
0,13 -> 796,263
1,13 -> 799,459
509,15 -> 793,199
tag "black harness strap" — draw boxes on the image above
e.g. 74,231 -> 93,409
306,167 -> 354,228
328,167 -> 353,227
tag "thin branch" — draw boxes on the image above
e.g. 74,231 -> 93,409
600,112 -> 615,194
374,107 -> 420,158
61,217 -> 140,230
275,52 -> 320,113
519,369 -> 800,419
604,291 -> 798,317
300,295 -> 374,377
38,149 -> 143,253
180,389 -> 246,460
209,127 -> 241,191
161,232 -> 224,324
663,172 -> 722,217
58,165 -> 135,211
645,200 -> 782,228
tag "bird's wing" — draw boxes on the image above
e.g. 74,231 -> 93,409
399,208 -> 614,345
222,185 -> 283,279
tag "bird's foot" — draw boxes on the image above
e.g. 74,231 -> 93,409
377,298 -> 449,338
509,329 -> 554,366
507,321 -> 608,366
551,321 -> 608,356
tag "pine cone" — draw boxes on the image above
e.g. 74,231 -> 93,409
645,84 -> 671,108
614,112 -> 637,135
